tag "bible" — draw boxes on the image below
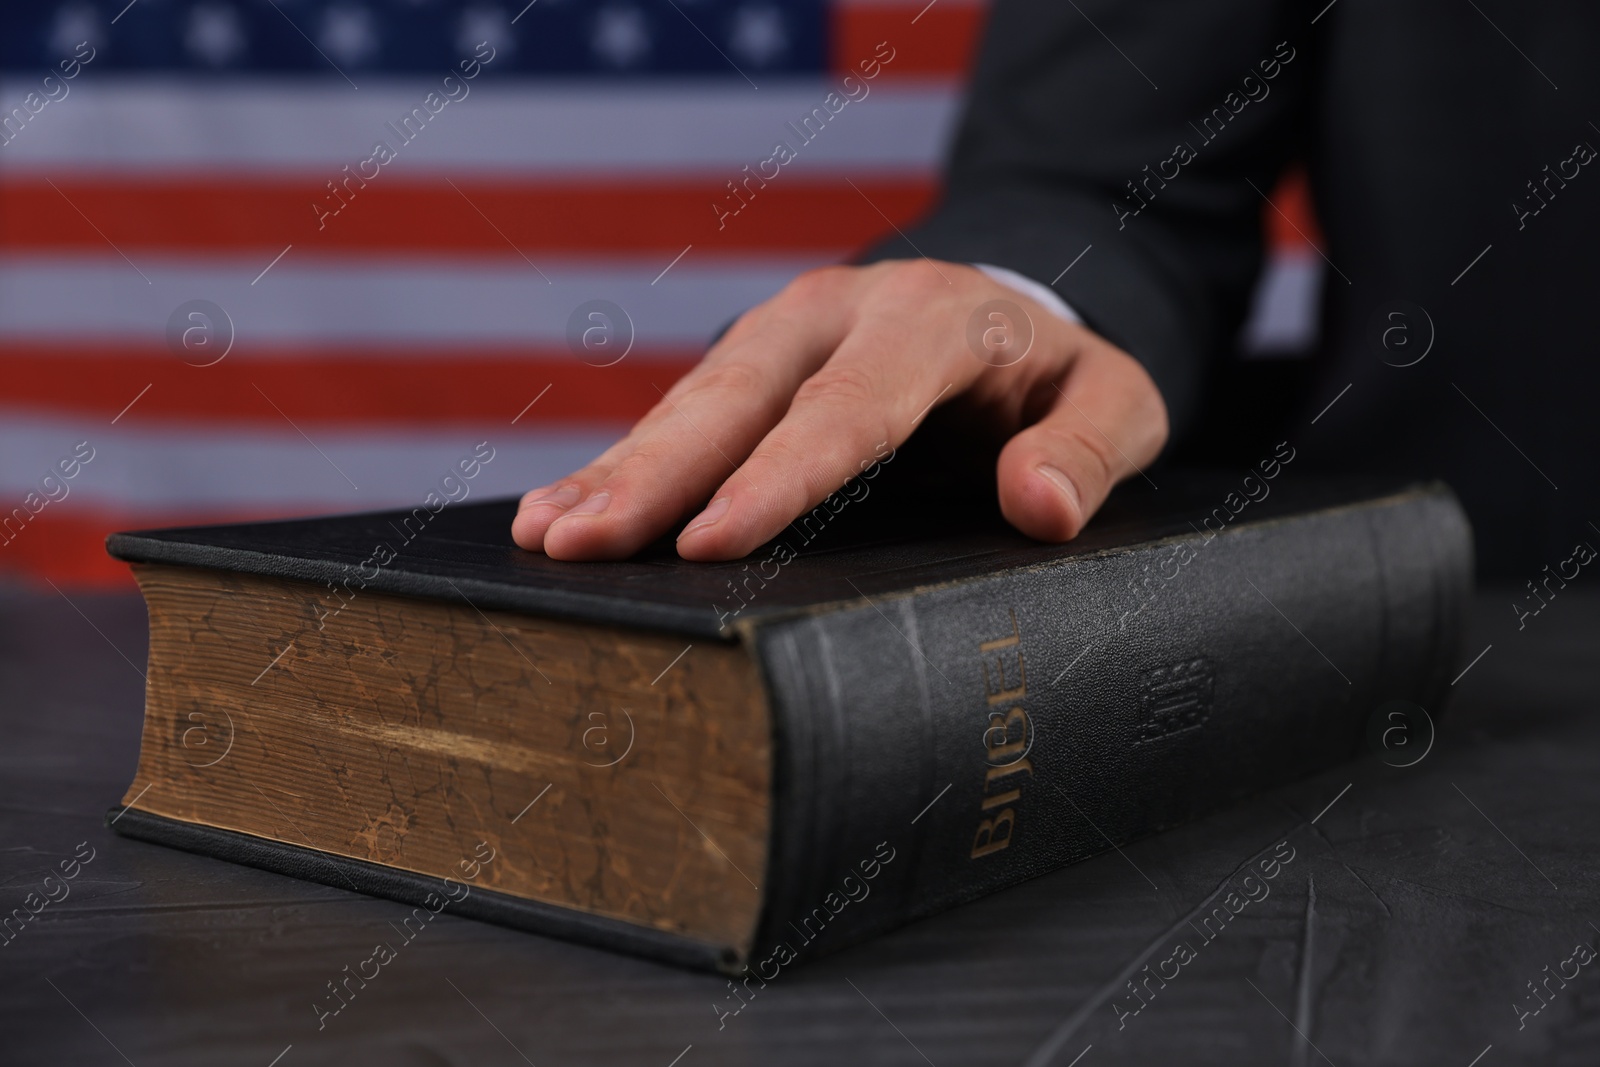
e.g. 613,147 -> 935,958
105,471 -> 1471,973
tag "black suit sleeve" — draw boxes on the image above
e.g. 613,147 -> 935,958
863,0 -> 1310,439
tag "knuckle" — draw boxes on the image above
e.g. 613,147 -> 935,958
777,265 -> 851,306
717,306 -> 765,345
748,430 -> 879,512
627,404 -> 671,437
803,455 -> 870,506
766,447 -> 847,512
876,259 -> 951,300
1057,426 -> 1118,489
686,359 -> 770,400
610,441 -> 675,485
638,396 -> 687,433
1101,346 -> 1171,445
1140,389 -> 1171,453
793,363 -> 881,408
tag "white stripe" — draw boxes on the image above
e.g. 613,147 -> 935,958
0,255 -> 824,350
1240,249 -> 1323,357
0,413 -> 619,511
0,79 -> 960,174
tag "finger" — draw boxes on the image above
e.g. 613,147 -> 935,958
676,265 -> 988,560
542,270 -> 860,560
518,270 -> 855,554
995,345 -> 1168,541
510,458 -> 620,552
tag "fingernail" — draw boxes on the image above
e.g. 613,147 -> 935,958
522,484 -> 581,511
680,496 -> 731,538
1035,464 -> 1082,512
559,490 -> 611,518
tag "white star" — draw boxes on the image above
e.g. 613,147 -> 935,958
592,7 -> 650,68
319,5 -> 380,67
48,2 -> 104,59
186,4 -> 246,67
727,5 -> 786,67
458,7 -> 515,59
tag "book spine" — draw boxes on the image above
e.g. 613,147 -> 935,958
744,487 -> 1471,965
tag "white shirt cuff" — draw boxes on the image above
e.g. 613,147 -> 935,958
975,263 -> 1083,326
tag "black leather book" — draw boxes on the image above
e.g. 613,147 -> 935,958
105,470 -> 1472,975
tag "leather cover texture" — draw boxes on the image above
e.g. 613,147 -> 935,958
105,474 -> 1473,972
105,474 -> 1436,639
747,483 -> 1472,967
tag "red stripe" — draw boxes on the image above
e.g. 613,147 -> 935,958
0,506 -> 313,591
1,347 -> 698,427
1264,167 -> 1323,251
833,3 -> 989,79
3,174 -> 1315,257
0,177 -> 936,256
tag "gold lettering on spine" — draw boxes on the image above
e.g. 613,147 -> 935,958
981,789 -> 1021,811
970,608 -> 1032,859
970,809 -> 1016,858
985,759 -> 1033,790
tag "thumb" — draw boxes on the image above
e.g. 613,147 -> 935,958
996,345 -> 1168,541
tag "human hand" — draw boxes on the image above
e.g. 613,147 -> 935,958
513,260 -> 1168,561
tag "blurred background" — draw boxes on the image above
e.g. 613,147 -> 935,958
0,0 -> 1320,591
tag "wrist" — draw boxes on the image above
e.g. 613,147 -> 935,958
973,263 -> 1082,326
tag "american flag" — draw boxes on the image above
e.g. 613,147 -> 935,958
0,0 -> 1320,589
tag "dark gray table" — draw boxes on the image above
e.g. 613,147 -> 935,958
3,584 -> 1596,1066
